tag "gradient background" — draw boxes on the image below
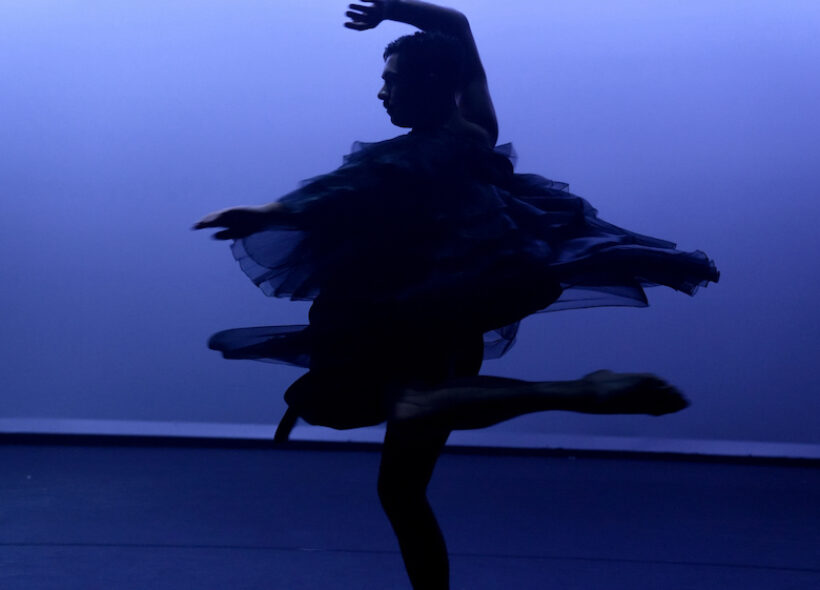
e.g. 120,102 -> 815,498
1,0 -> 818,444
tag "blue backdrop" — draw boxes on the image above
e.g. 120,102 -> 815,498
1,1 -> 817,444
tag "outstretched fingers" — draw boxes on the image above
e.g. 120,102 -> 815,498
192,207 -> 269,240
192,209 -> 236,230
210,228 -> 243,241
192,214 -> 223,230
344,1 -> 384,30
348,0 -> 379,12
343,21 -> 371,31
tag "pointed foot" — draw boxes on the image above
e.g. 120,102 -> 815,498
582,369 -> 689,416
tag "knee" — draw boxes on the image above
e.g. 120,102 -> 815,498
377,471 -> 426,514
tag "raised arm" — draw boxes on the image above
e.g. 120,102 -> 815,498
346,0 -> 499,145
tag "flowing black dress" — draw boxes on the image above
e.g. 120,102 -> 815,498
208,130 -> 719,429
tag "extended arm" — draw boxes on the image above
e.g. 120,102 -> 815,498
192,201 -> 292,240
346,0 -> 498,145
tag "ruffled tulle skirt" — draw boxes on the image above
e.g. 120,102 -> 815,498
207,134 -> 718,428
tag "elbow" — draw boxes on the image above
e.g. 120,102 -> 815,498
450,11 -> 470,34
432,7 -> 469,35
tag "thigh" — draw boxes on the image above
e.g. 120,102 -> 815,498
283,369 -> 389,430
379,420 -> 451,494
291,298 -> 484,430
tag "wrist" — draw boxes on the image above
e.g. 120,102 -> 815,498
259,202 -> 291,221
382,0 -> 400,21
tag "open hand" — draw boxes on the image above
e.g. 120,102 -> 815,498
344,1 -> 388,31
193,206 -> 273,240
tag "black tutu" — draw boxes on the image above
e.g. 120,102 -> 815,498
208,130 -> 719,428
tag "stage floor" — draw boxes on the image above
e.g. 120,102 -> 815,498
1,438 -> 818,589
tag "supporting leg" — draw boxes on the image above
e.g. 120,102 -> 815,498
378,421 -> 452,590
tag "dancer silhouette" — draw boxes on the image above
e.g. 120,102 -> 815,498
195,2 -> 719,588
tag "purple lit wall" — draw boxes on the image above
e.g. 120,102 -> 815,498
1,1 -> 818,444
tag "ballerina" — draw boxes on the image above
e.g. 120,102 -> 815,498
194,2 -> 718,588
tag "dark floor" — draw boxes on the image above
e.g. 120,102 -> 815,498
1,439 -> 818,589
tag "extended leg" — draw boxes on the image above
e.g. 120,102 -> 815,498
378,421 -> 452,590
392,370 -> 689,429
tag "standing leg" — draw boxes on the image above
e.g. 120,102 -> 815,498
378,420 -> 452,590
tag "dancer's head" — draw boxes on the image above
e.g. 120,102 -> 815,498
379,32 -> 464,129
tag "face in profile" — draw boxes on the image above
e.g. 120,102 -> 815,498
378,54 -> 414,127
378,54 -> 453,129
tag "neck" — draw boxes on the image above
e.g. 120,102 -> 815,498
412,110 -> 492,147
411,104 -> 458,133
